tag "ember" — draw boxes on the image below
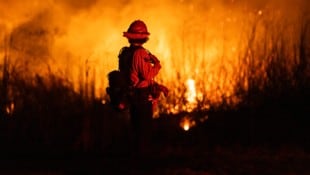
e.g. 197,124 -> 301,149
180,116 -> 196,131
5,102 -> 15,116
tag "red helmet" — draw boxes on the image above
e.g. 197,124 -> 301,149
123,20 -> 150,39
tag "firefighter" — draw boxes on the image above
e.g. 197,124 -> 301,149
118,19 -> 164,156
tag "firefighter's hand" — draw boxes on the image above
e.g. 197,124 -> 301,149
148,94 -> 159,102
148,94 -> 154,101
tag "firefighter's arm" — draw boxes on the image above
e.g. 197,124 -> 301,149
133,49 -> 161,81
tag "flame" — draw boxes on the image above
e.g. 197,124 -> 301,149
5,102 -> 15,116
184,78 -> 199,112
183,122 -> 190,131
0,0 -> 309,114
180,116 -> 196,131
186,79 -> 196,103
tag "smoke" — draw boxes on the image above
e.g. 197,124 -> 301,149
0,0 -> 309,99
2,0 -> 308,58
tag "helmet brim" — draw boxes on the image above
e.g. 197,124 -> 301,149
123,32 -> 150,39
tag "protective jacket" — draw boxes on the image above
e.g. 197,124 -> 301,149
119,45 -> 161,89
130,47 -> 161,88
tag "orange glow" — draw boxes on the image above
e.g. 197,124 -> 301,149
186,79 -> 196,104
183,122 -> 190,131
0,0 -> 309,114
180,116 -> 196,131
5,102 -> 15,116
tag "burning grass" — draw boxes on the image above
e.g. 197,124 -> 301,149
0,0 -> 309,163
1,0 -> 309,112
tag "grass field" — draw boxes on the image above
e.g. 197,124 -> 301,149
0,2 -> 309,174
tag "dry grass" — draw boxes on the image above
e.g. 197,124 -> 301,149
0,8 -> 309,175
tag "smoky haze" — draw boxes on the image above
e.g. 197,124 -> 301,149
0,0 -> 309,101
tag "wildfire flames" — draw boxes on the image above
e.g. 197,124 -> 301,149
5,102 -> 15,116
0,0 -> 309,114
180,116 -> 196,131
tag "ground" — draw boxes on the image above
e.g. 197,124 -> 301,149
0,140 -> 309,175
0,109 -> 309,175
